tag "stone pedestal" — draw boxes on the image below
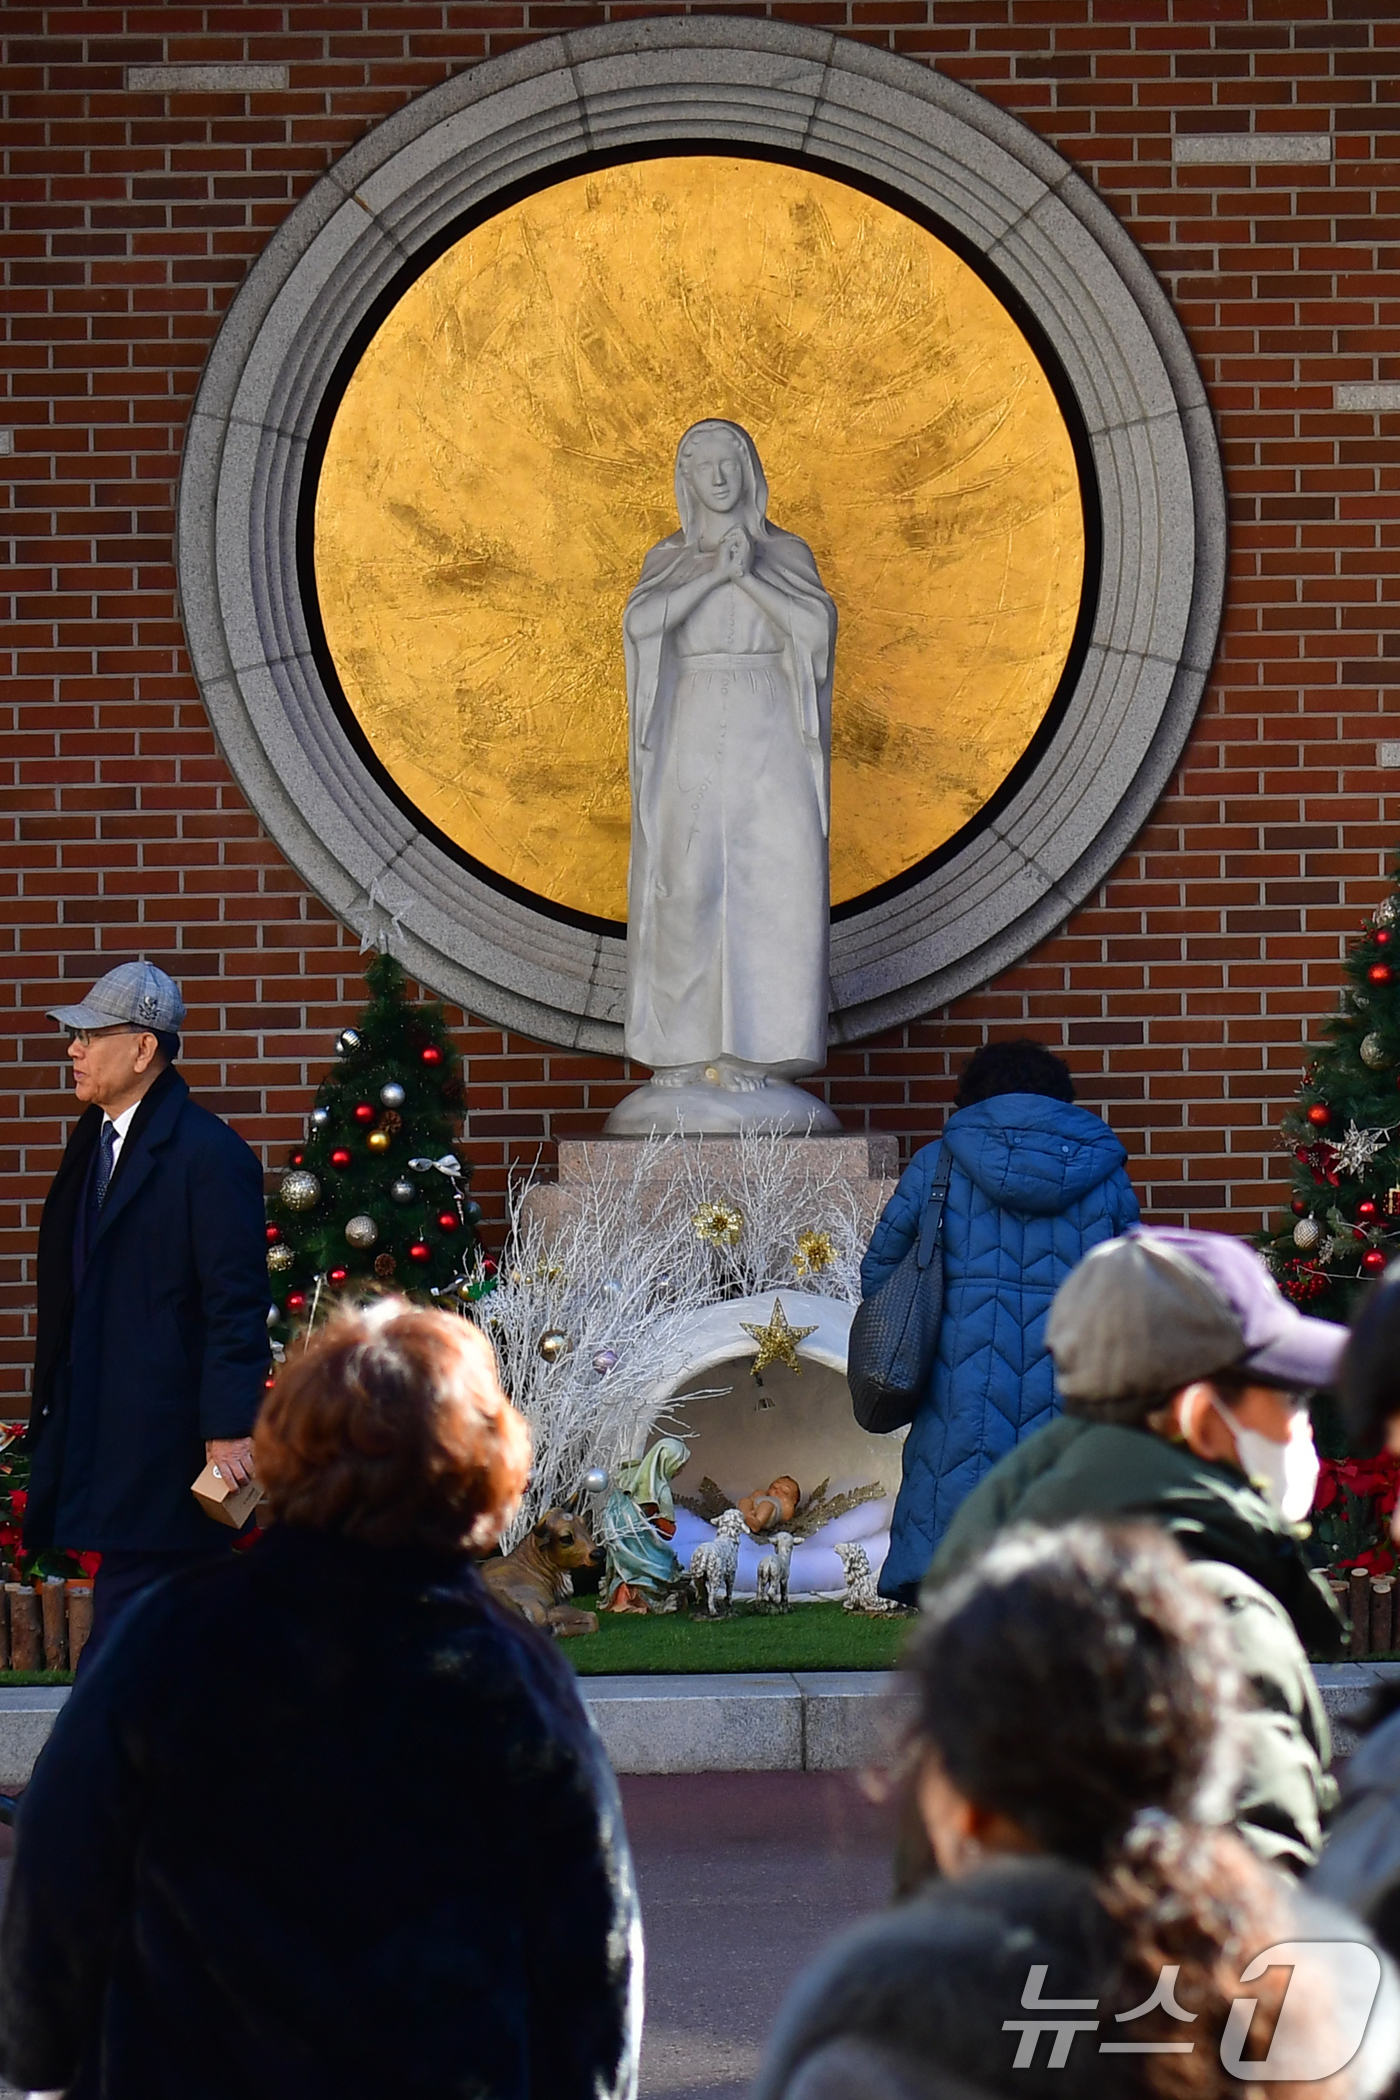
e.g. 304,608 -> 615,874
518,1132 -> 898,1244
605,1078 -> 841,1137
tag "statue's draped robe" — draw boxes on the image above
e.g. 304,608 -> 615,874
600,1437 -> 688,1610
622,527 -> 837,1074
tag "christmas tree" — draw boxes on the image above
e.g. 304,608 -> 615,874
267,955 -> 484,1336
1259,874 -> 1400,1320
1259,867 -> 1400,1582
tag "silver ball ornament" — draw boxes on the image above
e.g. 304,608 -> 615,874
279,1169 -> 321,1212
591,1348 -> 618,1375
538,1329 -> 572,1364
1378,896 -> 1399,928
344,1215 -> 379,1250
1361,1032 -> 1388,1069
336,1027 -> 362,1055
389,1179 -> 417,1206
601,1279 -> 624,1299
1293,1216 -> 1322,1252
267,1243 -> 294,1273
310,1106 -> 330,1129
379,1081 -> 406,1109
582,1467 -> 610,1496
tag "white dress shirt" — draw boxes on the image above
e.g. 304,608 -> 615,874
103,1098 -> 141,1171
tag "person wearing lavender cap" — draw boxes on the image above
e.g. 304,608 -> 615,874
25,961 -> 269,1667
921,1227 -> 1349,1873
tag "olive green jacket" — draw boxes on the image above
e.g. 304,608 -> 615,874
921,1415 -> 1344,1871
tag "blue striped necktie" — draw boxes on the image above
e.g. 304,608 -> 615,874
94,1119 -> 117,1209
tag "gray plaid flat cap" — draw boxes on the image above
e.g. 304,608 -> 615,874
47,961 -> 186,1034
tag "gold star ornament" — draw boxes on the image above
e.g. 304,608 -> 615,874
740,1297 -> 819,1379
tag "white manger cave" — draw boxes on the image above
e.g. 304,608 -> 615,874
646,1293 -> 905,1596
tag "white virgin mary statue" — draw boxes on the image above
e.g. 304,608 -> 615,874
606,420 -> 841,1136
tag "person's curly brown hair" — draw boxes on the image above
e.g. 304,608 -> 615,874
905,1524 -> 1318,2100
254,1302 -> 531,1553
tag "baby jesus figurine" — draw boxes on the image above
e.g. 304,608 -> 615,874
737,1476 -> 800,1535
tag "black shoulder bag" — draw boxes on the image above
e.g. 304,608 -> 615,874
847,1147 -> 953,1435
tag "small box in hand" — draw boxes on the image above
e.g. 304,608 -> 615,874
191,1460 -> 264,1529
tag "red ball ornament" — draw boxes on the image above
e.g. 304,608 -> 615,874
329,1266 -> 349,1284
1359,1199 -> 1378,1219
437,1212 -> 458,1233
1369,963 -> 1392,985
330,1148 -> 352,1170
481,1258 -> 498,1278
266,1224 -> 282,1243
409,1241 -> 431,1263
1290,1196 -> 1308,1216
1378,929 -> 1393,946
1306,1103 -> 1332,1127
353,1102 -> 375,1125
264,1373 -> 277,1390
1362,1249 -> 1388,1276
287,1292 -> 306,1311
291,1151 -> 304,1167
421,1044 -> 443,1066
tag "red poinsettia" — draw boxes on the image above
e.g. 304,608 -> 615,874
1315,1452 -> 1400,1519
9,1491 -> 27,1518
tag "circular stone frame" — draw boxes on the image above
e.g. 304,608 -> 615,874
177,18 -> 1226,1054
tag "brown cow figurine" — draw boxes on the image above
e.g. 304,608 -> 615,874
481,1507 -> 604,1637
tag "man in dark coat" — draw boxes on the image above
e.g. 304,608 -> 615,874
28,961 -> 270,1658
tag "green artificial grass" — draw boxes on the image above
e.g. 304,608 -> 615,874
564,1599 -> 915,1676
0,1671 -> 73,1687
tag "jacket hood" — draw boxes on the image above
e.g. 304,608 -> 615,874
942,1093 -> 1128,1216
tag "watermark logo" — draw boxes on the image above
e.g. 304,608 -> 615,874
1003,1945 -> 1382,2079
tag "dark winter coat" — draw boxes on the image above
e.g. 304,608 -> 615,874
26,1064 -> 270,1553
860,1094 -> 1138,1596
751,1856 -> 1399,2100
0,1524 -> 641,2100
1310,1697 -> 1400,1951
925,1414 -> 1344,1870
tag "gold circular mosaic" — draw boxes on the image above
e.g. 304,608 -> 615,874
314,154 -> 1086,920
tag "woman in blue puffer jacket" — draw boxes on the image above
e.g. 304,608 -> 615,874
862,1040 -> 1139,1602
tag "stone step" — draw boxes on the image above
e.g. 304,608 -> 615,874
3,1664 -> 1377,1785
0,1674 -> 908,1783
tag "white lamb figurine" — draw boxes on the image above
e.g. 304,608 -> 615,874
689,1507 -> 747,1618
755,1531 -> 796,1615
835,1540 -> 900,1615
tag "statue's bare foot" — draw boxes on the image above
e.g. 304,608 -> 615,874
650,1064 -> 708,1089
719,1062 -> 770,1093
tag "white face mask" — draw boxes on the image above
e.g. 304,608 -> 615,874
1212,1396 -> 1319,1524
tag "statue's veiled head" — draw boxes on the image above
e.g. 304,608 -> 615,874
674,420 -> 770,545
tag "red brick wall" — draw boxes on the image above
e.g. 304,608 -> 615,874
2,1 -> 1396,1405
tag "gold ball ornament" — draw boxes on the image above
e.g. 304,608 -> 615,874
279,1169 -> 321,1211
366,1129 -> 391,1152
345,1215 -> 379,1249
267,1243 -> 294,1273
538,1329 -> 572,1363
1361,1033 -> 1389,1069
1292,1216 -> 1323,1253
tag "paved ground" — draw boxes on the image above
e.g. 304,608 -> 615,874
621,1769 -> 896,2100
